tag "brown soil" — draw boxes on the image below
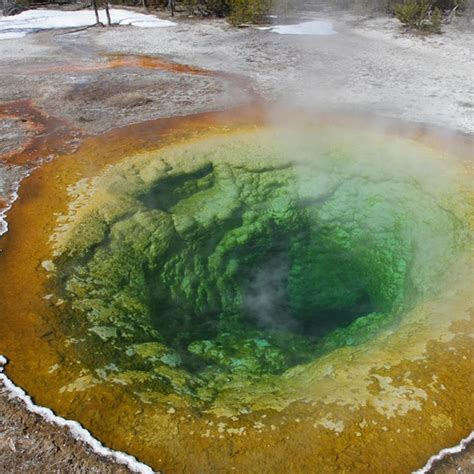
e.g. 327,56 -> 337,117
0,381 -> 131,473
430,442 -> 474,473
0,118 -> 29,157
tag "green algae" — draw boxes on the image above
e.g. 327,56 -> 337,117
52,127 -> 470,407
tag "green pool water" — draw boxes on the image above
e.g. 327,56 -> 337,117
52,127 -> 469,409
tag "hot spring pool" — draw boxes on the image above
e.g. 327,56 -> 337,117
1,119 -> 472,472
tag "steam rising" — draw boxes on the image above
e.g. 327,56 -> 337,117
243,255 -> 296,332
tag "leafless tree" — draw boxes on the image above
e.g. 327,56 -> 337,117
169,0 -> 175,16
2,0 -> 18,16
90,0 -> 112,27
104,0 -> 111,26
92,0 -> 100,24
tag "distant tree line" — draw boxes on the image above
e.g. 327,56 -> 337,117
113,0 -> 474,27
127,0 -> 294,24
1,0 -> 292,23
395,0 -> 472,31
2,0 -> 472,30
335,0 -> 472,30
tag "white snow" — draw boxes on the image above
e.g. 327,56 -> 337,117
0,31 -> 27,39
0,356 -> 155,473
0,9 -> 176,40
260,20 -> 336,36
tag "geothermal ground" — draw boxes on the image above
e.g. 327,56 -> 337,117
0,3 -> 473,473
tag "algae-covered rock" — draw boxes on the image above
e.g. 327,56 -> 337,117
188,336 -> 287,375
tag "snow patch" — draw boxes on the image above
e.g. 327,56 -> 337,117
0,9 -> 175,39
0,356 -> 155,473
260,20 -> 336,36
0,31 -> 27,39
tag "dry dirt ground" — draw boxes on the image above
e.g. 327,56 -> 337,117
0,6 -> 472,134
0,3 -> 473,473
0,381 -> 131,473
431,443 -> 474,474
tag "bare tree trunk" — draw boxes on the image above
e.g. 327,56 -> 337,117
465,0 -> 473,26
92,0 -> 100,24
2,0 -> 9,16
104,1 -> 112,26
142,0 -> 148,11
169,0 -> 175,17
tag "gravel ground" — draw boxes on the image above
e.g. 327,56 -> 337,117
0,380 -> 132,473
0,4 -> 473,473
0,7 -> 473,134
88,9 -> 474,134
430,442 -> 474,473
0,118 -> 29,156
